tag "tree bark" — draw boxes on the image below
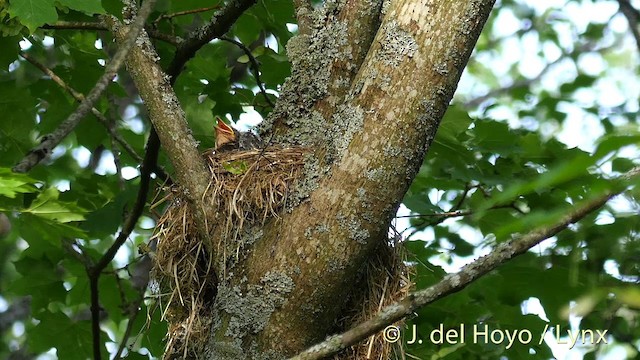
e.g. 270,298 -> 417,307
206,0 -> 496,358
106,17 -> 213,241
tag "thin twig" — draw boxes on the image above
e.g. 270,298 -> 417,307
404,202 -> 520,239
288,168 -> 640,360
20,52 -> 144,164
397,203 -> 519,220
452,183 -> 474,211
397,209 -> 472,219
165,0 -> 258,79
113,294 -> 145,359
13,1 -> 157,174
108,95 -> 126,189
220,36 -> 276,108
42,21 -> 182,46
20,51 -> 171,183
111,136 -> 126,189
153,5 -> 220,27
62,238 -> 94,268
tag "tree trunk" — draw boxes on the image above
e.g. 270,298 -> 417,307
207,0 -> 496,358
111,0 -> 495,358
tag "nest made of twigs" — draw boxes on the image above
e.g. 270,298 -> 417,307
150,146 -> 307,358
149,145 -> 413,359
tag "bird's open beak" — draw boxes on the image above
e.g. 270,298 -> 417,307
214,117 -> 236,149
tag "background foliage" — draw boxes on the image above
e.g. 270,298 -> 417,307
0,0 -> 638,359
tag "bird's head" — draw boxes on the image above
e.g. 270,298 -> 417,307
214,117 -> 237,149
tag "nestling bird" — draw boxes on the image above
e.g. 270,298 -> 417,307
213,117 -> 263,151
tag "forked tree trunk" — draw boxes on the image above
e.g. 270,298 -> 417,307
206,0 -> 496,357
113,0 -> 496,358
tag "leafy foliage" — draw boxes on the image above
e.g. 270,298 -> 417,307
400,1 -> 640,359
0,0 -> 638,359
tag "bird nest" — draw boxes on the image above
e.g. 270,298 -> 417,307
149,146 -> 307,358
148,145 -> 412,359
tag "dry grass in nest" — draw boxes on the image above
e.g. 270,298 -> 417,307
336,237 -> 414,360
201,146 -> 307,257
150,146 -> 307,358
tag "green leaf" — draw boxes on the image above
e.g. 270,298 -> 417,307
478,208 -> 517,239
24,187 -> 86,222
222,160 -> 249,175
615,287 -> 640,308
594,134 -> 640,159
471,120 -> 518,153
82,184 -> 137,237
237,54 -> 250,64
101,0 -> 123,18
10,256 -> 66,308
0,80 -> 38,166
17,213 -> 86,250
252,45 -> 265,57
8,0 -> 58,33
99,273 -> 127,322
203,78 -> 244,120
402,192 -> 443,215
178,96 -> 216,151
187,44 -> 229,82
28,310 -> 97,360
0,167 -> 38,198
138,301 -> 168,356
477,153 -> 595,212
57,0 -> 104,15
438,105 -> 474,143
257,48 -> 291,88
0,35 -> 21,68
611,158 -> 636,173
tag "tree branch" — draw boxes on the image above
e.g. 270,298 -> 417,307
42,21 -> 181,46
19,52 -> 143,164
134,0 -> 258,205
105,8 -> 212,242
165,0 -> 258,78
396,203 -> 518,219
401,203 -> 523,235
12,1 -> 157,174
152,5 -> 220,27
261,0 -> 383,142
220,36 -> 275,108
617,0 -> 640,53
86,122 -> 160,360
464,50 -> 567,108
21,52 -> 171,184
288,170 -> 639,360
113,290 -> 145,359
